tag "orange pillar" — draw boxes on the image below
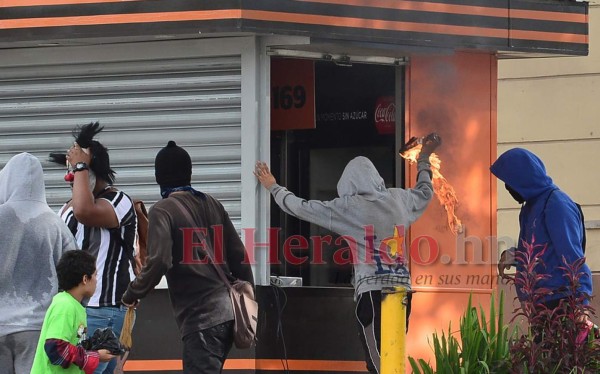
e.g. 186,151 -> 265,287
404,51 -> 498,365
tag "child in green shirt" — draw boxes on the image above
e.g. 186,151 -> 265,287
31,250 -> 115,373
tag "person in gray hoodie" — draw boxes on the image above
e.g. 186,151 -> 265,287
254,133 -> 440,374
0,153 -> 76,374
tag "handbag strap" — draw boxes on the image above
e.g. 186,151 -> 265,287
170,196 -> 232,290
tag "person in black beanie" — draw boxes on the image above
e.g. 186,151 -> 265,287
122,141 -> 254,374
155,140 -> 192,194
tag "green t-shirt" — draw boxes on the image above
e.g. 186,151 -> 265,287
30,291 -> 89,373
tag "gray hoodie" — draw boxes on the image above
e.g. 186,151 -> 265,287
268,156 -> 434,298
0,153 -> 76,337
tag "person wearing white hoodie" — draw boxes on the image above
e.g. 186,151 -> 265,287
254,133 -> 440,374
0,153 -> 77,374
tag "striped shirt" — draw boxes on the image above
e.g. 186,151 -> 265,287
59,189 -> 137,307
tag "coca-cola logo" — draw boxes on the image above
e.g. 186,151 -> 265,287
375,102 -> 395,123
374,96 -> 395,135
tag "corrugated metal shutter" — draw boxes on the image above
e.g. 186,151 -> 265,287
0,56 -> 242,228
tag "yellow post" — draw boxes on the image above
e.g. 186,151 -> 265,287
381,286 -> 407,374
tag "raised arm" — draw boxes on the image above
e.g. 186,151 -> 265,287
254,161 -> 333,231
395,133 -> 441,215
66,144 -> 119,228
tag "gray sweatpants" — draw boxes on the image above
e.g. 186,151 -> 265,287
0,331 -> 40,374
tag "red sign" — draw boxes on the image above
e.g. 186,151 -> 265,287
374,96 -> 396,135
270,58 -> 316,131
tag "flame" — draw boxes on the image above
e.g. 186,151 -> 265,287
400,144 -> 463,235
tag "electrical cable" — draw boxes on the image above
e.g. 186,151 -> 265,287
271,281 -> 290,373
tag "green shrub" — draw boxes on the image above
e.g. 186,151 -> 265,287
506,237 -> 600,373
409,292 -> 511,374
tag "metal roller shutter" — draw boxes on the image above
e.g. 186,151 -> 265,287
0,55 -> 243,229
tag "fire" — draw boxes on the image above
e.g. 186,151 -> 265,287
400,143 -> 463,235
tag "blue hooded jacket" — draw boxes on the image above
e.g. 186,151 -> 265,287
490,148 -> 591,303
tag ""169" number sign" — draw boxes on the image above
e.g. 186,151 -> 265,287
270,58 -> 315,130
272,85 -> 306,110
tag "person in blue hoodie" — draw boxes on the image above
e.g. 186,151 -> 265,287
491,148 -> 591,310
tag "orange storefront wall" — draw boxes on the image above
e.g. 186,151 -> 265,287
404,51 -> 499,364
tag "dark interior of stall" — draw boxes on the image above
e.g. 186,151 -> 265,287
253,57 -> 404,373
270,58 -> 400,287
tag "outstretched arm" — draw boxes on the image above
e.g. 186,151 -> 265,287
254,161 -> 334,231
122,206 -> 172,305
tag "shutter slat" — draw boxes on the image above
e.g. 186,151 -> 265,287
0,56 -> 242,228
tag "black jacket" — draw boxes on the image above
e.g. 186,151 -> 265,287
122,191 -> 254,337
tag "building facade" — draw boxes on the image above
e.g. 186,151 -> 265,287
0,0 -> 590,372
497,0 -> 600,324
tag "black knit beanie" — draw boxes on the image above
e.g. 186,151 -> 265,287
155,141 -> 192,188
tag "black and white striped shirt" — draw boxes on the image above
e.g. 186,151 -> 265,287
59,189 -> 137,307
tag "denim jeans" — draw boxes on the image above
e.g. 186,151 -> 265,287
86,306 -> 128,374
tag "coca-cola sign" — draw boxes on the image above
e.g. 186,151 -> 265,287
374,96 -> 395,135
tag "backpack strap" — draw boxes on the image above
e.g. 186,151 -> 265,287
170,196 -> 232,289
132,200 -> 148,273
575,203 -> 587,254
543,189 -> 586,254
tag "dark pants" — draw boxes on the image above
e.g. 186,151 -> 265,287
355,290 -> 412,374
182,321 -> 234,374
0,331 -> 40,374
